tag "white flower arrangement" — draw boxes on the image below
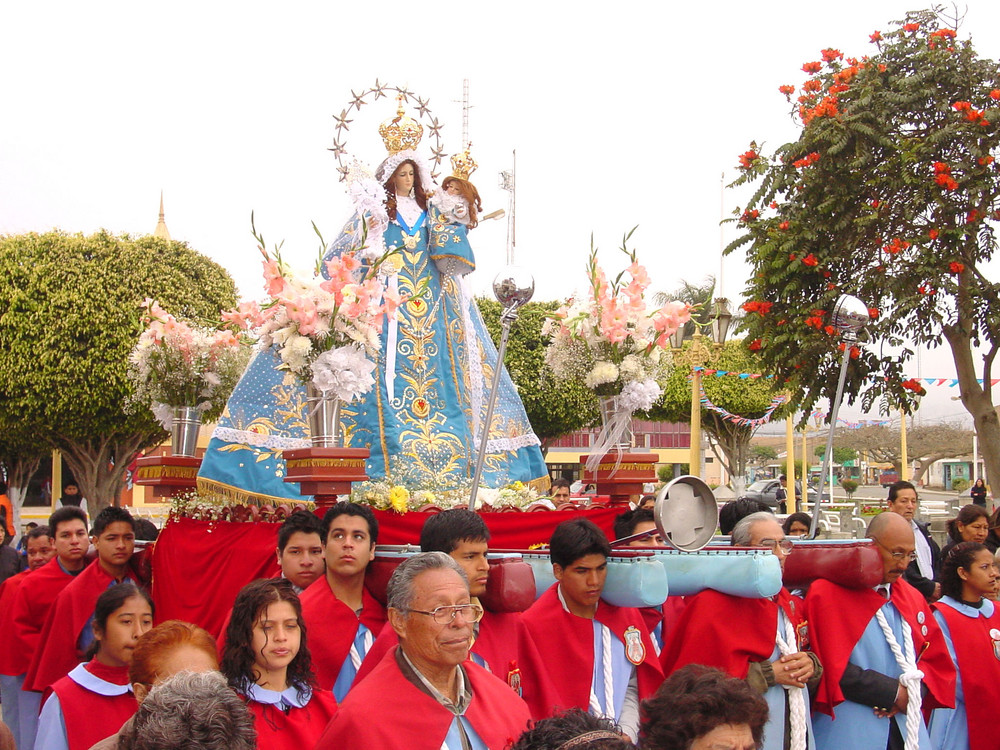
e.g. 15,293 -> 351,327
128,299 -> 250,429
221,219 -> 403,403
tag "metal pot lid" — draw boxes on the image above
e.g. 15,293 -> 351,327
654,475 -> 719,551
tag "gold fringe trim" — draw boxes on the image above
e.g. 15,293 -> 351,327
195,477 -> 312,506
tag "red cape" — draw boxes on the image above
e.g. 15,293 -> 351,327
660,588 -> 801,679
0,569 -> 29,633
44,660 -> 136,750
315,647 -> 531,750
299,577 -> 386,691
244,688 -> 337,750
354,609 -> 530,694
932,601 -> 1000,750
805,577 -> 955,717
24,560 -> 122,692
1,558 -> 76,677
519,583 -> 663,720
639,596 -> 688,650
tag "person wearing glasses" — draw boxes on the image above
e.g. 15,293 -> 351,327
519,519 -> 662,742
315,552 -> 531,750
806,511 -> 956,750
660,512 -> 820,750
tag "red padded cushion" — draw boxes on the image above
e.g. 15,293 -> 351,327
782,540 -> 883,590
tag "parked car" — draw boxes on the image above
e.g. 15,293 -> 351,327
739,479 -> 830,508
879,470 -> 900,488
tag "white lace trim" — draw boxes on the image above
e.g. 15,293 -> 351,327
212,427 -> 309,450
474,433 -> 541,453
460,278 -> 484,440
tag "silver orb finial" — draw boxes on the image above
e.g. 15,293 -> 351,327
831,294 -> 869,340
493,265 -> 535,311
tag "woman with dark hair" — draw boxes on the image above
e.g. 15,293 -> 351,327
969,478 -> 988,507
782,512 -> 812,537
35,583 -> 153,750
940,504 -> 990,564
640,664 -> 769,750
929,542 -> 1000,749
221,579 -> 336,750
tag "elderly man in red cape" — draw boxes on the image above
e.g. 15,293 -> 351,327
1,507 -> 88,750
355,509 -> 533,692
24,506 -> 138,694
805,511 -> 955,750
660,511 -> 821,750
299,502 -> 386,700
315,551 -> 531,749
519,518 -> 662,742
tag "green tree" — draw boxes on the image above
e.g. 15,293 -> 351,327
814,445 -> 858,464
837,422 -> 973,485
648,339 -> 789,493
728,10 -> 1000,494
749,445 -> 779,465
0,231 -> 239,516
477,298 -> 598,452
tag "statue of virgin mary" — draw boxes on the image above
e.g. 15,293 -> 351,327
197,99 -> 550,502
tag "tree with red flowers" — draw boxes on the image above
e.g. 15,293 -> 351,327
729,9 -> 1000,489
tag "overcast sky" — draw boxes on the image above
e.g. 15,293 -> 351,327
3,0 -> 998,426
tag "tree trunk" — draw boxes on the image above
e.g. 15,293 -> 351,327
943,326 -> 1000,495
56,432 -> 157,517
3,453 -> 43,540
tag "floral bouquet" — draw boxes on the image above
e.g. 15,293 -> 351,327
350,464 -> 539,513
129,299 -> 250,429
543,234 -> 691,470
221,220 -> 404,404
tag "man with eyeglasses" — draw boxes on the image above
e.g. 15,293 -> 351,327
519,518 -> 662,742
315,551 -> 531,750
660,511 -> 820,750
806,511 -> 956,750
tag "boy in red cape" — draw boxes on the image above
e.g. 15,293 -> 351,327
2,507 -> 88,750
0,525 -> 55,745
660,512 -> 821,750
316,552 -> 531,750
299,501 -> 386,700
805,512 -> 955,750
520,518 -> 661,742
355,509 -> 532,692
24,506 -> 138,693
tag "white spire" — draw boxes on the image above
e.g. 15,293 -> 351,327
153,190 -> 171,241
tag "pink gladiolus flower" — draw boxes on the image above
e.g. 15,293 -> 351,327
381,286 -> 404,319
263,260 -> 286,296
600,302 -> 630,345
627,262 -> 651,290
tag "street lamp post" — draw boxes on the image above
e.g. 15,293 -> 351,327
682,298 -> 732,480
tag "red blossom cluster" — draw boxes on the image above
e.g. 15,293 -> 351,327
740,209 -> 760,223
779,221 -> 790,230
967,209 -> 981,223
838,343 -> 861,358
803,79 -> 823,93
802,253 -> 818,266
979,156 -> 994,165
991,90 -> 1000,100
804,310 -> 826,331
821,48 -> 843,63
902,23 -> 920,32
867,307 -> 879,319
748,339 -> 763,352
953,101 -> 990,126
824,325 -> 836,335
918,285 -> 936,295
870,31 -> 882,43
779,84 -> 795,98
933,161 -> 958,190
800,95 -> 840,124
802,61 -> 822,74
742,300 -> 773,316
789,253 -> 797,261
792,152 -> 821,168
929,28 -> 956,40
883,238 -> 910,254
928,228 -> 939,239
902,378 -> 925,394
949,261 -> 965,274
738,149 -> 758,169
769,201 -> 779,209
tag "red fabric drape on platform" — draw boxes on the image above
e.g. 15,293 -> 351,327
150,508 -> 618,634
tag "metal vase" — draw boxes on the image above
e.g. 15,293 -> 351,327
170,406 -> 202,457
598,395 -> 634,451
306,383 -> 343,448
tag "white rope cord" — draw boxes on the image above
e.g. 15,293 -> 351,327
588,625 -> 616,720
875,609 -> 923,750
774,614 -> 808,750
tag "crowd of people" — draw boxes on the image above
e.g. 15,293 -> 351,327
0,481 -> 997,749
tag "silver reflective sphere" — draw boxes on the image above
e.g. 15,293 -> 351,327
493,266 -> 535,309
831,294 -> 870,334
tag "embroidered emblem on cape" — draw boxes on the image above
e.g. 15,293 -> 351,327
624,626 -> 645,665
796,621 -> 810,651
507,661 -> 522,696
991,629 -> 1000,661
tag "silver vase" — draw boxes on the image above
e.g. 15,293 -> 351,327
598,395 -> 633,451
170,406 -> 202,457
306,383 -> 344,448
